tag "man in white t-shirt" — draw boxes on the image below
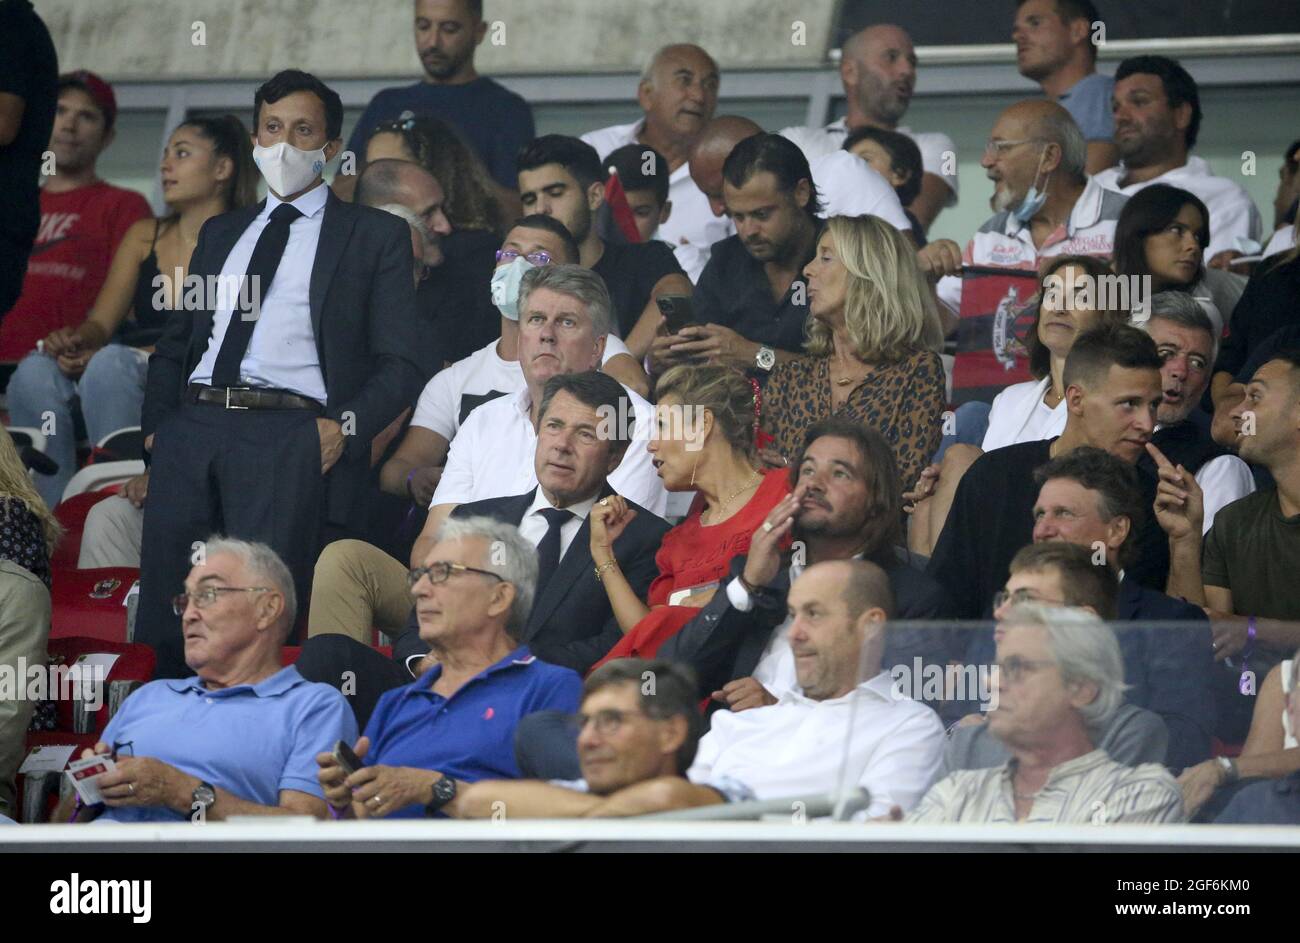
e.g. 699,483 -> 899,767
1094,55 -> 1262,269
779,24 -> 958,233
379,216 -> 644,507
687,560 -> 945,819
581,44 -> 728,283
420,263 -> 668,558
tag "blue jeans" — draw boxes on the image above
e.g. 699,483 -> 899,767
6,344 -> 149,508
932,400 -> 992,463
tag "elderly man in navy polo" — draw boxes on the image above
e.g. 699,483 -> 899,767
68,539 -> 356,823
317,516 -> 582,819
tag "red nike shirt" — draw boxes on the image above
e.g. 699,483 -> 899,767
0,181 -> 151,360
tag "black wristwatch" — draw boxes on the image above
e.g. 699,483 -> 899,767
425,774 -> 457,816
191,780 -> 216,818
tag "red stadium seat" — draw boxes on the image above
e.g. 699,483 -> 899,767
51,488 -> 120,569
50,567 -> 139,643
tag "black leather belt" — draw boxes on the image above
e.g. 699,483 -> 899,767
188,384 -> 324,413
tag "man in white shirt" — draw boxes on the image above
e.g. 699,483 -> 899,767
687,559 -> 945,819
582,44 -> 727,282
379,216 -> 645,507
1095,55 -> 1262,269
422,264 -> 667,555
779,25 -> 958,233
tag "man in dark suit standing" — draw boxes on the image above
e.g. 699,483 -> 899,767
295,370 -> 669,727
138,70 -> 424,677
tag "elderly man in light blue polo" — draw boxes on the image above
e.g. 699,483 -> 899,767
66,538 -> 356,823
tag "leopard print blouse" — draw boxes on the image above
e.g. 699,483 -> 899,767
762,349 -> 947,490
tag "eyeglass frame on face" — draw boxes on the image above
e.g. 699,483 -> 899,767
993,654 -> 1058,685
172,586 -> 274,616
567,707 -> 648,737
983,137 -> 1045,159
407,560 -> 506,590
992,587 -> 1065,612
495,248 -> 553,266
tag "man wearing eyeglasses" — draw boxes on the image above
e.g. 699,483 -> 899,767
316,517 -> 581,819
443,659 -> 732,818
60,539 -> 356,823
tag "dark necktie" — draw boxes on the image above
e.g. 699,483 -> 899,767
211,202 -> 303,387
534,506 -> 574,597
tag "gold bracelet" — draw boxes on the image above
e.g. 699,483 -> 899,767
594,559 -> 617,582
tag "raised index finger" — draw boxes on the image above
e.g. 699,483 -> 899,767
1145,441 -> 1174,470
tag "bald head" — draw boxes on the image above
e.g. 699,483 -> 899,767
637,44 -> 720,146
689,115 -> 763,216
356,158 -> 440,208
994,99 -> 1087,181
840,24 -> 917,126
640,43 -> 718,87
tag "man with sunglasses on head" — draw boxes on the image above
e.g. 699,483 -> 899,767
59,539 -> 356,823
316,517 -> 581,819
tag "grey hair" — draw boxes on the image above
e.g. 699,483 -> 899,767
374,202 -> 430,242
1146,290 -> 1219,362
1035,108 -> 1087,182
435,515 -> 538,639
518,263 -> 613,338
1001,603 -> 1127,739
202,536 -> 297,635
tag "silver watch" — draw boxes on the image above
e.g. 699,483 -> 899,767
1216,756 -> 1239,783
754,346 -> 776,372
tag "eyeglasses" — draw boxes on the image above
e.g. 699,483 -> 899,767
172,586 -> 272,615
983,137 -> 1044,159
992,588 -> 1064,611
994,655 -> 1057,685
375,110 -> 417,134
495,248 -> 553,266
564,708 -> 646,737
407,561 -> 505,590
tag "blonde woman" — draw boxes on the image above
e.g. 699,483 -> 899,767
590,365 -> 791,667
762,213 -> 947,491
0,428 -> 63,588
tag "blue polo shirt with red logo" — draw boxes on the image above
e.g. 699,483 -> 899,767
362,645 -> 581,817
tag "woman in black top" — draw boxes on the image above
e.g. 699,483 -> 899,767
5,116 -> 257,507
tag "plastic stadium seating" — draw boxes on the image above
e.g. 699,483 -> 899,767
50,567 -> 139,643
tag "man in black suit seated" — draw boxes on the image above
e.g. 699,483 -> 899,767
296,371 -> 669,726
138,70 -> 425,678
657,416 -> 957,711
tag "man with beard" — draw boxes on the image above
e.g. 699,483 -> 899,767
656,418 -> 955,711
516,135 -> 691,360
1093,56 -> 1262,269
1137,292 -> 1253,532
780,24 -> 958,232
1012,0 -> 1117,174
342,0 -> 533,192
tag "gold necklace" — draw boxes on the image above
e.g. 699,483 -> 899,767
705,469 -> 761,523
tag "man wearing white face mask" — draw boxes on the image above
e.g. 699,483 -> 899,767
138,69 -> 426,678
375,215 -> 644,508
917,100 -> 1128,409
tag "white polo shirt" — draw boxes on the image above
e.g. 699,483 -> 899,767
430,384 -> 669,516
1093,155 -> 1263,262
410,335 -> 631,441
781,116 -> 959,204
688,671 -> 945,819
582,119 -> 734,282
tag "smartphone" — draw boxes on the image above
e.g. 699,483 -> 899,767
656,294 -> 696,334
332,740 -> 362,776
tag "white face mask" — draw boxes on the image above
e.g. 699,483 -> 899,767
252,141 -> 327,197
490,256 -> 537,321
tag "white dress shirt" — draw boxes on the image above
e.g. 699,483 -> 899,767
1192,452 -> 1255,534
808,150 -> 912,231
190,184 -> 329,402
581,119 -> 734,282
516,487 -> 596,559
688,671 -> 945,818
409,335 -> 631,440
430,385 -> 669,516
1093,155 -> 1264,262
781,117 -> 959,203
981,376 -> 1067,452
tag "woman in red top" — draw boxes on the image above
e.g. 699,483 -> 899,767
589,365 -> 791,669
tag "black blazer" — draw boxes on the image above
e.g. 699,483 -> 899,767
397,486 -> 669,674
141,190 -> 426,525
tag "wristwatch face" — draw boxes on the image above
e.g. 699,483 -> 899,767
432,775 -> 457,805
756,346 -> 776,371
193,782 -> 216,807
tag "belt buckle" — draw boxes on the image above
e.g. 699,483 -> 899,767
224,386 -> 250,410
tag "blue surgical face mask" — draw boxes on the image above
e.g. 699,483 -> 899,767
489,256 -> 536,321
1011,147 -> 1052,224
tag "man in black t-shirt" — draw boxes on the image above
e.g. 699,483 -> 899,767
516,135 -> 691,361
929,325 -> 1169,618
0,0 -> 58,318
